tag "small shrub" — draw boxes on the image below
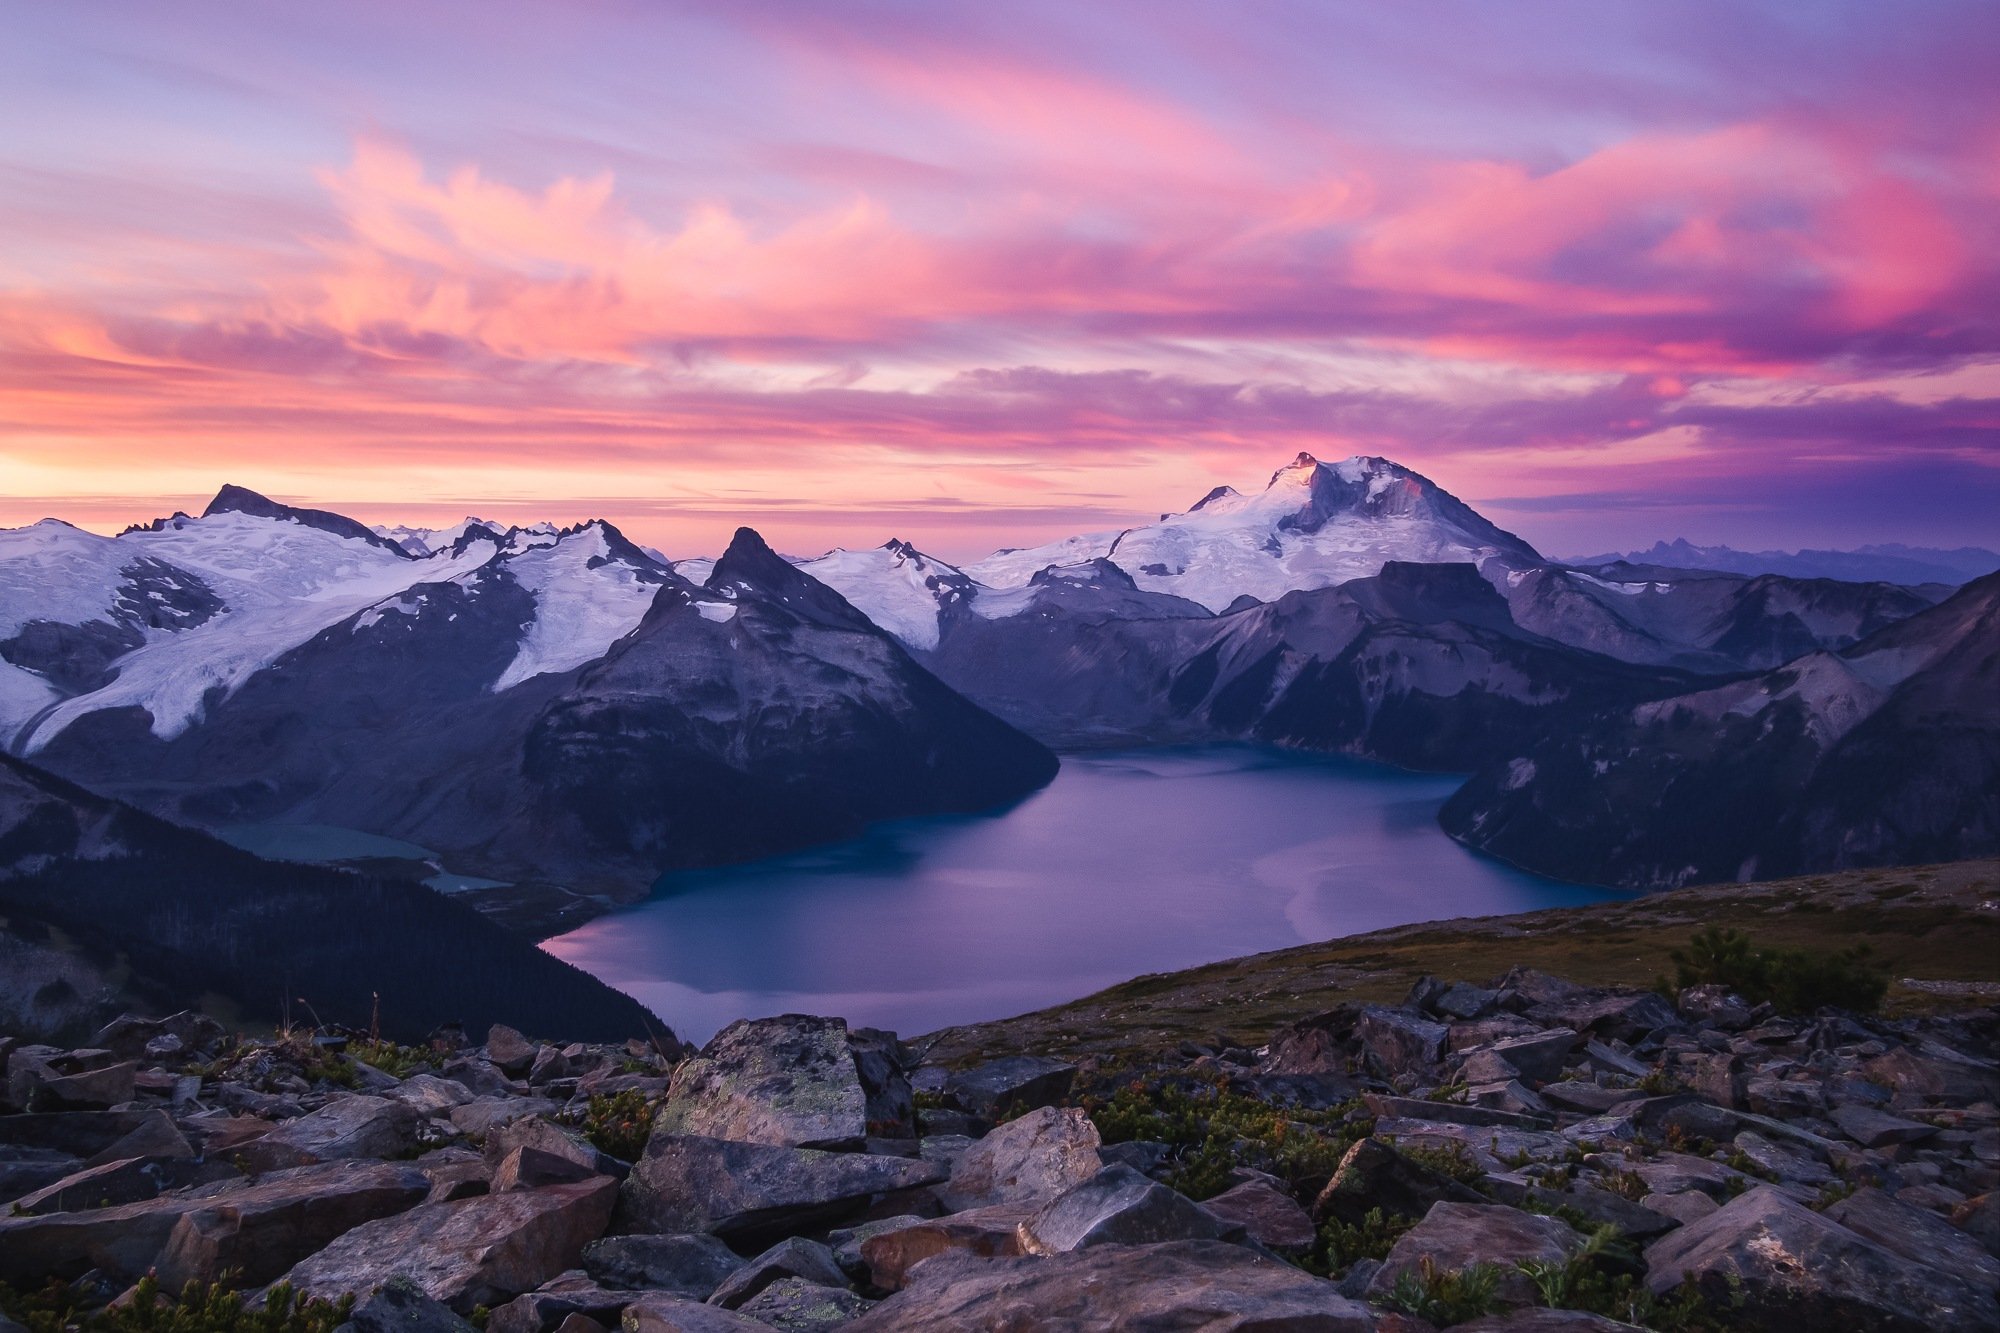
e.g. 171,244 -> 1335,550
1,1277 -> 353,1333
1402,1141 -> 1484,1186
1303,1206 -> 1415,1276
1667,927 -> 1887,1014
349,1039 -> 429,1079
1082,1079 -> 1358,1201
579,1089 -> 658,1161
1600,1168 -> 1650,1202
1379,1258 -> 1502,1326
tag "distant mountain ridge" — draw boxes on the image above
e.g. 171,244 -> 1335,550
1568,538 -> 2000,587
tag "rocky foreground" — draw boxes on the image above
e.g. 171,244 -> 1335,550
2,968 -> 1997,1331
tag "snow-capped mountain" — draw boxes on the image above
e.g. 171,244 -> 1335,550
967,453 -> 1543,612
2,490 -> 1055,924
791,540 -> 979,651
0,488 -> 675,754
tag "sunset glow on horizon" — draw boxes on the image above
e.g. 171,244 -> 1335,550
3,2 -> 1996,561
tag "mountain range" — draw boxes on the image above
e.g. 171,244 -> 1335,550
1,452 -> 1994,1036
1566,538 -> 2000,588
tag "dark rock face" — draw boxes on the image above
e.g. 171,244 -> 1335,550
1446,572 -> 2000,888
1368,1202 -> 1586,1308
580,1233 -> 744,1299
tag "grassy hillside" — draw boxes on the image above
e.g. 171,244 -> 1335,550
918,858 -> 2000,1067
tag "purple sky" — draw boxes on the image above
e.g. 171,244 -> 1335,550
2,1 -> 1996,559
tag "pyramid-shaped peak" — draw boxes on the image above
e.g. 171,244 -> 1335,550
201,484 -> 408,555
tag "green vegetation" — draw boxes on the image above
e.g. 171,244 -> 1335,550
1666,926 -> 1889,1014
1083,1078 -> 1362,1200
1302,1206 -> 1415,1277
349,1038 -> 431,1079
1378,1258 -> 1502,1325
1400,1141 -> 1485,1186
1,1278 -> 352,1333
578,1088 -> 658,1161
1516,1226 -> 1723,1331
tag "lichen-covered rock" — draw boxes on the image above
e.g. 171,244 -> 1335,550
1367,1202 -> 1586,1308
858,1203 -> 1032,1291
337,1277 -> 478,1333
1823,1186 -> 2000,1291
735,1278 -> 874,1332
620,1294 -> 769,1332
617,1134 -> 944,1246
940,1055 -> 1075,1120
236,1095 -> 424,1172
1200,1177 -> 1315,1252
1644,1185 -> 2000,1332
0,1158 -> 429,1286
706,1236 -> 847,1310
655,1016 -> 874,1150
844,1241 -> 1377,1332
284,1176 -> 620,1313
1355,1007 -> 1448,1079
938,1105 -> 1101,1210
1017,1164 -> 1233,1254
583,1233 -> 745,1298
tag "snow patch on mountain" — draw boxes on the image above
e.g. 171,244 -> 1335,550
19,511 -> 498,750
790,541 -> 974,650
490,523 -> 670,691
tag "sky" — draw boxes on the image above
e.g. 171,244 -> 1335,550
2,1 -> 1997,562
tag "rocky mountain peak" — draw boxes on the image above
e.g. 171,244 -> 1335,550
202,484 -> 410,556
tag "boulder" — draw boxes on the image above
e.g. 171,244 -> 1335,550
0,1145 -> 83,1205
486,1117 -> 626,1181
491,1145 -> 598,1193
1677,986 -> 1754,1030
1824,1187 -> 2000,1289
940,1055 -> 1075,1120
1367,1202 -> 1586,1309
284,1176 -> 621,1314
1953,1191 -> 1999,1259
583,1233 -> 746,1298
938,1105 -> 1101,1210
844,1240 -> 1377,1332
1017,1164 -> 1233,1254
707,1237 -> 847,1310
449,1097 -> 561,1136
655,1016 -> 872,1150
848,1029 -> 916,1140
1199,1177 -> 1315,1252
858,1203 -> 1032,1291
12,1153 -> 232,1214
487,1272 -> 631,1333
621,1293 -> 770,1332
1355,1007 -> 1447,1080
337,1277 -> 479,1333
618,1134 -> 945,1246
33,1061 -> 137,1111
0,1158 -> 428,1286
1830,1104 -> 1939,1149
1480,1029 -> 1577,1087
486,1025 -> 538,1077
1458,1313 -> 1648,1331
391,1075 -> 477,1115
736,1278 -> 873,1332
89,1012 -> 224,1062
1313,1137 -> 1483,1224
1364,1093 -> 1549,1130
235,1095 -> 424,1171
1644,1185 -> 1999,1331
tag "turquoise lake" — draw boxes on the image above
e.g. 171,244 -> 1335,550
542,746 -> 1618,1043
